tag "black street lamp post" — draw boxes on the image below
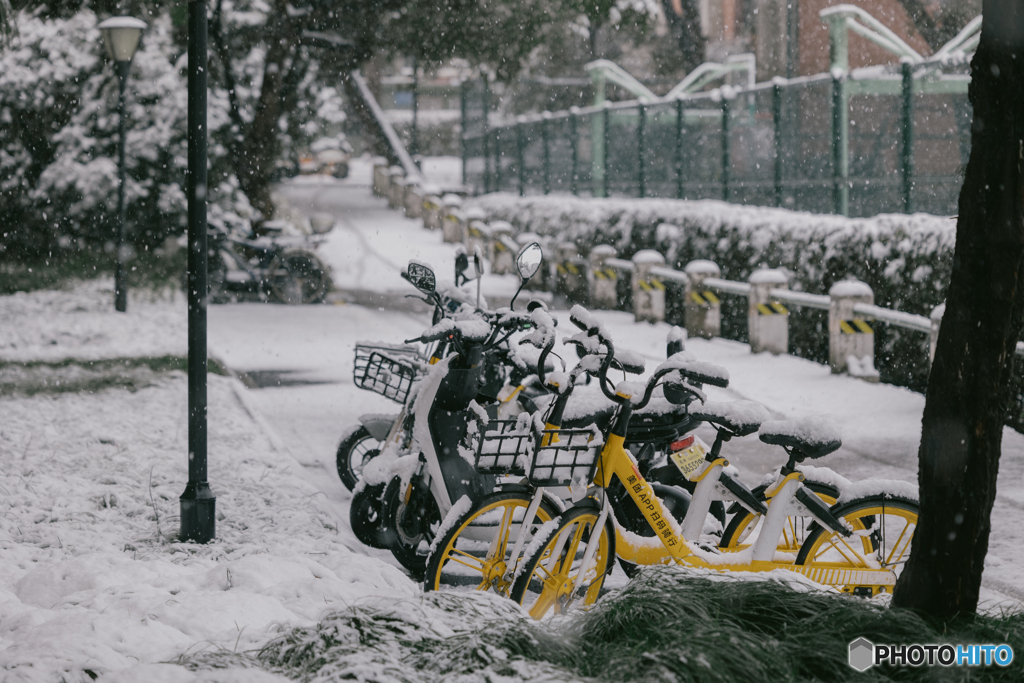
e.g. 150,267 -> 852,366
180,0 -> 216,543
98,17 -> 145,313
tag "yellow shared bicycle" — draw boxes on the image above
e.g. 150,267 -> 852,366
508,309 -> 918,620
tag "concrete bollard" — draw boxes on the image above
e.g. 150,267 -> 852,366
464,207 -> 488,255
404,183 -> 423,218
441,195 -> 465,243
488,221 -> 516,275
387,167 -> 405,209
587,245 -> 619,310
929,303 -> 945,363
684,260 -> 721,339
422,194 -> 443,230
747,269 -> 789,355
555,242 -> 588,303
828,279 -> 879,381
632,250 -> 667,323
371,157 -> 389,197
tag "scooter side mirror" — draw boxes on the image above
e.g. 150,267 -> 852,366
405,261 -> 436,294
516,242 -> 543,282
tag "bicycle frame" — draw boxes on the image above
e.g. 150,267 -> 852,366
584,398 -> 903,590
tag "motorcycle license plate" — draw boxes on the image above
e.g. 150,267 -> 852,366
669,435 -> 707,480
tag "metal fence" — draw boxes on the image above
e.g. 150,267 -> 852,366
462,58 -> 972,218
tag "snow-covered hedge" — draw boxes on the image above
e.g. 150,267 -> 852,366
472,193 -> 957,396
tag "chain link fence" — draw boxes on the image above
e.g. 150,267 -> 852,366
462,57 -> 972,218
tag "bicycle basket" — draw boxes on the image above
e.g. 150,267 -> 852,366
475,419 -> 531,476
355,351 -> 417,403
354,343 -> 421,380
529,427 -> 601,487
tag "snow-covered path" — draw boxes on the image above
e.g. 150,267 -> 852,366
4,174 -> 1024,680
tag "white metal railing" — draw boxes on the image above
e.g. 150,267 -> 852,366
703,277 -> 750,297
769,288 -> 831,311
853,303 -> 931,334
650,266 -> 689,285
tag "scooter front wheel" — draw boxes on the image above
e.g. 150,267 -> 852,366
350,483 -> 388,548
380,475 -> 441,576
336,425 -> 383,491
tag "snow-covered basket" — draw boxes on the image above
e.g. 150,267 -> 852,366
529,426 -> 603,487
474,419 -> 533,476
353,343 -> 421,403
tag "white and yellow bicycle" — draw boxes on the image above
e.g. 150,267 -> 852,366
507,310 -> 918,619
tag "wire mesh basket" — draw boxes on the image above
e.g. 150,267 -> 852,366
354,343 -> 421,380
354,347 -> 418,403
529,427 -> 601,487
474,419 -> 531,476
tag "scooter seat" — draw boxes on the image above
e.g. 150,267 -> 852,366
689,400 -> 770,437
758,415 -> 842,459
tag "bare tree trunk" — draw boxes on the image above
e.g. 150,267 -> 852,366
236,5 -> 296,219
892,0 -> 1024,619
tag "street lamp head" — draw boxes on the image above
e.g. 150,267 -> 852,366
97,16 -> 147,63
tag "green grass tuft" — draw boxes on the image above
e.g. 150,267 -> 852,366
169,564 -> 1024,682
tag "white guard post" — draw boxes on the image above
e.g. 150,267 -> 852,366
587,245 -> 619,310
632,250 -> 666,323
748,268 -> 789,354
421,188 -> 443,230
556,242 -> 587,302
371,157 -> 389,197
828,278 -> 879,381
684,260 -> 721,339
387,167 -> 405,209
464,207 -> 489,255
488,221 -> 516,275
441,194 -> 465,243
404,182 -> 423,218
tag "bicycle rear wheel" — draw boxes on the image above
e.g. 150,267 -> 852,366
509,503 -> 615,620
796,494 -> 919,597
423,489 -> 562,596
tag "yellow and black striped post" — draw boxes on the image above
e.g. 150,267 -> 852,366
828,279 -> 878,381
587,244 -> 619,310
441,195 -> 464,243
632,250 -> 667,323
556,242 -> 587,302
683,260 -> 721,339
488,221 -> 515,275
748,269 -> 789,355
422,193 -> 442,230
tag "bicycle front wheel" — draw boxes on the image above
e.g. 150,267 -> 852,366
509,503 -> 615,620
796,494 -> 919,597
424,489 -> 562,596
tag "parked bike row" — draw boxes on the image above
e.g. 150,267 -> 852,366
337,242 -> 919,620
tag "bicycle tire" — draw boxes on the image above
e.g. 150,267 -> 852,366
796,494 -> 919,597
509,502 -> 616,620
719,480 -> 840,553
336,425 -> 383,491
423,488 -> 562,596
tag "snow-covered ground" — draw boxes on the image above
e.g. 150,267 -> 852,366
4,174 -> 1024,680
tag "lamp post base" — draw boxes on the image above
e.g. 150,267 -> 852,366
179,481 -> 216,543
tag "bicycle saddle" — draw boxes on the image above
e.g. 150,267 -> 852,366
689,400 -> 770,438
758,415 -> 842,459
